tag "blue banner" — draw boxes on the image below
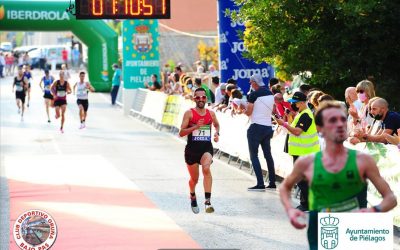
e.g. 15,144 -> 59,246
122,20 -> 160,89
217,0 -> 274,94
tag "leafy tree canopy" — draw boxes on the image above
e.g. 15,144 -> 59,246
232,0 -> 400,109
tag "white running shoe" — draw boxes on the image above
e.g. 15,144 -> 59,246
20,116 -> 24,122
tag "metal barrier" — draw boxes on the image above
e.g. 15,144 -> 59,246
120,88 -> 399,226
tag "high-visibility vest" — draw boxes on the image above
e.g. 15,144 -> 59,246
288,108 -> 320,156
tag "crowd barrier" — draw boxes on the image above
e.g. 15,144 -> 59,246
118,88 -> 399,226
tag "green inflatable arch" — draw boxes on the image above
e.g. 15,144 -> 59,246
0,0 -> 118,92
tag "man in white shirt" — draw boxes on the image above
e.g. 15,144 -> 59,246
244,73 -> 276,191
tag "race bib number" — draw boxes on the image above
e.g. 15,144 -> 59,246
57,90 -> 66,97
44,85 -> 50,90
192,125 -> 211,141
16,85 -> 23,92
320,197 -> 360,212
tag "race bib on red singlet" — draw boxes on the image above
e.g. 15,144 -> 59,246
192,125 -> 211,141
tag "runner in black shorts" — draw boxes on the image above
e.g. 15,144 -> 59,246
179,88 -> 220,214
51,71 -> 71,133
73,71 -> 95,129
12,68 -> 28,121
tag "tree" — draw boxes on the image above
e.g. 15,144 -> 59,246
233,0 -> 400,109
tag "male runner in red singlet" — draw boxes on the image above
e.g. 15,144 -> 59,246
179,88 -> 220,214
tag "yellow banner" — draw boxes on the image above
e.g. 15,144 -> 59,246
161,95 -> 182,126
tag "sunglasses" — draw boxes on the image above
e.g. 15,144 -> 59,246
356,89 -> 364,94
194,96 -> 207,101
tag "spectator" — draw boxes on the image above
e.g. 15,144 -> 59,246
276,91 -> 320,211
169,73 -> 183,95
61,64 -> 71,82
193,78 -> 212,103
214,83 -> 226,105
62,48 -> 68,64
231,89 -> 247,114
299,84 -> 312,96
351,80 -> 376,128
144,74 -> 162,91
274,93 -> 292,121
271,84 -> 283,95
204,65 -> 220,86
245,73 -> 276,191
0,52 -> 5,78
175,66 -> 192,96
354,98 -> 400,143
194,60 -> 204,74
317,94 -> 334,104
309,90 -> 324,111
269,77 -> 279,89
227,78 -> 243,94
5,53 -> 14,76
72,46 -> 80,69
384,129 -> 400,148
216,83 -> 236,111
110,63 -> 121,105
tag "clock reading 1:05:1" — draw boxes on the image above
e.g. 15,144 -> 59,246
75,0 -> 171,19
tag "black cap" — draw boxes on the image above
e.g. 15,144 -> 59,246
287,91 -> 307,103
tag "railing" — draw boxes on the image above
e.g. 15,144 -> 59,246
119,88 -> 400,226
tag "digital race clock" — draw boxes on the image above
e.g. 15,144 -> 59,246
75,0 -> 170,19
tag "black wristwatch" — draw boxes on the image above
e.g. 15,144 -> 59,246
373,205 -> 382,212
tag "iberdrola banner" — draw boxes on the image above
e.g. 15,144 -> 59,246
122,19 -> 160,89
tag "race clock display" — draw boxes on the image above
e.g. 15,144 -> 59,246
75,0 -> 170,19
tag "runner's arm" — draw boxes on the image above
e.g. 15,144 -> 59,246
360,153 -> 397,212
73,83 -> 77,95
39,78 -> 44,91
179,111 -> 199,137
66,83 -> 72,94
279,155 -> 312,229
87,82 -> 95,92
210,110 -> 220,142
50,81 -> 57,96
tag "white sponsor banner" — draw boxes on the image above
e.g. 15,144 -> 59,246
318,213 -> 393,250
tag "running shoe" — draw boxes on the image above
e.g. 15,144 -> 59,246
205,200 -> 214,213
191,199 -> 200,214
48,119 -> 51,123
20,116 -> 24,122
60,128 -> 64,133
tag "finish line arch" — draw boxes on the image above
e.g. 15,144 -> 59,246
0,0 -> 118,92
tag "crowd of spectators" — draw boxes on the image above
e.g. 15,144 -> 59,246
142,62 -> 400,150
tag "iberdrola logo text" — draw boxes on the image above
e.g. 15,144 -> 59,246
0,7 -> 70,21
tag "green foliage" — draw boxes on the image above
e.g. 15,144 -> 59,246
233,0 -> 400,109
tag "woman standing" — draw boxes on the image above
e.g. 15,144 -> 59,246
51,71 -> 71,133
39,69 -> 54,123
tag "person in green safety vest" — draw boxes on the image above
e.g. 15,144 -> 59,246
279,101 -> 397,250
276,91 -> 320,211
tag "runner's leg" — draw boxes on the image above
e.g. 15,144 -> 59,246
200,152 -> 214,213
60,104 -> 67,129
187,163 -> 200,213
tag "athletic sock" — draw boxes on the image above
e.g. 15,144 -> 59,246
205,192 -> 211,204
190,192 -> 196,200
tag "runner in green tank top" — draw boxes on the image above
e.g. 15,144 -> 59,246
279,101 -> 397,250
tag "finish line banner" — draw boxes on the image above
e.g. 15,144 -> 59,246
122,19 -> 160,89
318,213 -> 393,250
